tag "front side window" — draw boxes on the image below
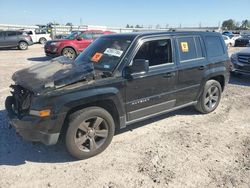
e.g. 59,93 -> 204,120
80,32 -> 93,39
75,37 -> 133,71
134,39 -> 172,67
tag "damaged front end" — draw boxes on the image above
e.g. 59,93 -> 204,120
12,56 -> 95,95
6,85 -> 33,119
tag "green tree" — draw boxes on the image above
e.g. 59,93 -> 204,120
241,20 -> 250,29
126,24 -> 130,28
222,19 -> 236,30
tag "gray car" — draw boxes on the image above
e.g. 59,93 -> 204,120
231,48 -> 250,75
0,30 -> 33,50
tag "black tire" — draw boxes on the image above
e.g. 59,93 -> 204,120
62,47 -> 76,59
195,80 -> 222,114
39,38 -> 47,44
65,107 -> 115,159
18,41 -> 28,50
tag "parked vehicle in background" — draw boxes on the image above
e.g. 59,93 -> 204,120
231,34 -> 241,41
6,31 -> 230,159
44,30 -> 114,59
222,31 -> 233,37
0,30 -> 33,50
222,35 -> 235,47
231,48 -> 250,75
234,35 -> 250,47
24,29 -> 52,44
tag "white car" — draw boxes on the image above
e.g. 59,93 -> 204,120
231,34 -> 241,41
222,35 -> 235,47
24,29 -> 51,44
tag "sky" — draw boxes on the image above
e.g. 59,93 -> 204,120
0,0 -> 249,28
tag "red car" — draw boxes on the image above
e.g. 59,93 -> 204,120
44,30 -> 114,59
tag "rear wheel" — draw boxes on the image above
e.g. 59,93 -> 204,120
62,47 -> 76,59
65,107 -> 115,159
39,38 -> 47,44
18,41 -> 28,50
195,80 -> 222,114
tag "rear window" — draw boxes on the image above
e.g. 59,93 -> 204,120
177,36 -> 204,62
205,36 -> 225,58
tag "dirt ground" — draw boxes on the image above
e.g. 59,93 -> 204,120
0,45 -> 250,188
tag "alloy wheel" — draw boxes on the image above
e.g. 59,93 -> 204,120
74,116 -> 109,152
204,86 -> 219,109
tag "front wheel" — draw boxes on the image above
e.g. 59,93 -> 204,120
195,80 -> 222,114
18,42 -> 28,50
62,47 -> 76,59
65,107 -> 115,159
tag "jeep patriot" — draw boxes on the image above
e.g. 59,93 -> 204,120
6,31 -> 230,159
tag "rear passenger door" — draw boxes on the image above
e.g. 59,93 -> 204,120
0,31 -> 5,47
5,31 -> 18,46
175,35 -> 206,105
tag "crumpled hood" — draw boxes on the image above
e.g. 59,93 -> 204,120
12,56 -> 94,94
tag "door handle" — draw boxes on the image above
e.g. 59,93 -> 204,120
163,72 -> 175,78
198,65 -> 205,70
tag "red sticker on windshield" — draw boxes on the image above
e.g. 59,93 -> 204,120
91,53 -> 103,63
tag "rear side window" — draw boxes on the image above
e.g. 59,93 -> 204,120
205,36 -> 225,58
177,36 -> 204,62
7,31 -> 17,37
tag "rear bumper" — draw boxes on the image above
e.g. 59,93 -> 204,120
6,96 -> 66,145
27,40 -> 33,46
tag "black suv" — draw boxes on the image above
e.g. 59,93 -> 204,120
6,32 -> 230,159
0,30 -> 33,50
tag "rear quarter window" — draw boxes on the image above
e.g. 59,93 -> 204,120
205,36 -> 225,58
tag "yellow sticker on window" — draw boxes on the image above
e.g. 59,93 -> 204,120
181,42 -> 189,52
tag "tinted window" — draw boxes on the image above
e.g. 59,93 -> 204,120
205,36 -> 225,58
7,31 -> 16,37
134,39 -> 172,67
177,36 -> 203,62
195,37 -> 203,58
80,32 -> 93,39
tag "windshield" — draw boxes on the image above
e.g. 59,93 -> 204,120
74,37 -> 133,72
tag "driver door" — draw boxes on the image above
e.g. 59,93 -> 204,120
77,32 -> 93,52
125,37 -> 178,122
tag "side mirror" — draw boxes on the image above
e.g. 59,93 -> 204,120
76,36 -> 83,41
124,59 -> 149,78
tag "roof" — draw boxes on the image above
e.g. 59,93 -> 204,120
104,31 -> 221,41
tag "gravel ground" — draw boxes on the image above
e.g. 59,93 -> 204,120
0,45 -> 250,188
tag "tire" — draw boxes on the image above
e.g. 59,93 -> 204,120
62,47 -> 77,59
39,38 -> 47,44
18,41 -> 28,50
195,80 -> 222,114
65,107 -> 115,159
